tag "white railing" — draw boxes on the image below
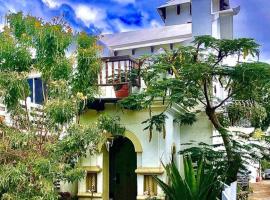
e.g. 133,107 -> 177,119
0,97 -> 44,127
222,181 -> 237,200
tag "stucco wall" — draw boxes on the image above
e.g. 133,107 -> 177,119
165,4 -> 192,26
78,104 -> 171,199
80,104 -> 167,167
116,43 -> 183,58
192,0 -> 212,36
75,103 -> 213,199
179,113 -> 213,175
220,14 -> 233,39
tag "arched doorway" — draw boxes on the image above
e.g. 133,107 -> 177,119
109,136 -> 137,200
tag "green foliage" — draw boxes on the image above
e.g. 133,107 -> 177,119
122,35 -> 270,183
0,30 -> 32,72
142,113 -> 167,141
261,160 -> 270,171
45,99 -> 76,126
0,72 -> 30,112
227,102 -> 267,128
174,112 -> 197,126
0,122 -> 102,199
97,114 -> 125,136
143,113 -> 167,132
72,32 -> 101,98
0,12 -> 103,200
108,68 -> 140,91
154,155 -> 224,200
50,124 -> 101,166
120,93 -> 148,110
107,70 -> 128,91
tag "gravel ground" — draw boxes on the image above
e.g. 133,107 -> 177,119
249,180 -> 270,200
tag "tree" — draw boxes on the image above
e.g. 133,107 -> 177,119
121,36 -> 270,183
0,12 -> 107,199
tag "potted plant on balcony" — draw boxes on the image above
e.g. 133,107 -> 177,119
108,68 -> 140,98
108,71 -> 129,98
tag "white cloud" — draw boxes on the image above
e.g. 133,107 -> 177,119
42,0 -> 61,8
111,0 -> 135,4
73,4 -> 113,33
150,20 -> 161,28
112,18 -> 140,32
74,5 -> 106,26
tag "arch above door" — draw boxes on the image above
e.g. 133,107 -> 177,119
98,130 -> 143,153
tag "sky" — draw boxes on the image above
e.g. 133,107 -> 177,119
0,0 -> 269,61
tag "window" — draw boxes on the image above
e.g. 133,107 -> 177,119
151,46 -> 154,53
27,77 -> 44,104
161,7 -> 166,20
177,5 -> 181,15
170,43 -> 174,50
114,51 -> 118,56
220,0 -> 229,10
86,173 -> 97,193
190,3 -> 192,15
144,175 -> 157,196
132,49 -> 136,55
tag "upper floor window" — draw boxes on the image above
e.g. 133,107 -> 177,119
170,43 -> 174,50
177,5 -> 181,15
161,7 -> 166,20
27,77 -> 44,104
220,0 -> 229,10
151,46 -> 154,53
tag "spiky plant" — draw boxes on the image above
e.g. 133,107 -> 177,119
154,155 -> 224,200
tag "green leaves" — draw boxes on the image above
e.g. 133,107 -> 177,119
194,36 -> 260,61
0,32 -> 32,72
173,112 -> 197,126
154,155 -> 224,200
227,102 -> 267,128
0,12 -> 103,200
0,72 -> 30,112
142,113 -> 167,141
0,123 -> 102,199
45,99 -> 76,126
97,114 -> 125,136
119,93 -> 148,111
72,32 -> 100,98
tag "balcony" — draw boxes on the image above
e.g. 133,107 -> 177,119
97,55 -> 140,99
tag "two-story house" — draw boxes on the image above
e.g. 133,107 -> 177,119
58,1 -> 241,200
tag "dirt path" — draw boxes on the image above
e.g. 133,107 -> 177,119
249,181 -> 270,200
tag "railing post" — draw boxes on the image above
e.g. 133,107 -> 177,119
118,61 -> 121,83
105,62 -> 108,84
112,62 -> 115,84
99,64 -> 103,85
125,60 -> 128,82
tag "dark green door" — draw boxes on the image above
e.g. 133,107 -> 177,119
109,137 -> 137,200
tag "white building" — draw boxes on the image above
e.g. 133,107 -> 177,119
61,0 -> 241,200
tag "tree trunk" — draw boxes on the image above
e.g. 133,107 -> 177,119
206,106 -> 241,183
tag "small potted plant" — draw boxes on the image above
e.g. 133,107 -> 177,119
109,70 -> 138,98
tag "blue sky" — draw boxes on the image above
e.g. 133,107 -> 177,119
0,0 -> 269,61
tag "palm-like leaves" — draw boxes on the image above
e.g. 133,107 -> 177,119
154,155 -> 223,200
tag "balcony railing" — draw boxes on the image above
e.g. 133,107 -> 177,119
97,56 -> 140,99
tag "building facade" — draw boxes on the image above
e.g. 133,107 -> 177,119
60,0 -> 241,200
